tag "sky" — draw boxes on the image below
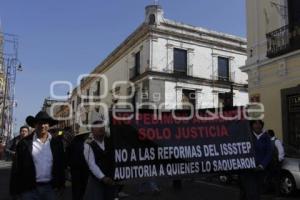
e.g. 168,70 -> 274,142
0,0 -> 246,134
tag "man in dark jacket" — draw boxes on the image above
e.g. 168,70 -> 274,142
6,126 -> 30,157
239,120 -> 273,200
66,129 -> 90,200
10,111 -> 65,200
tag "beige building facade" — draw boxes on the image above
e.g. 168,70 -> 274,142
242,0 -> 300,153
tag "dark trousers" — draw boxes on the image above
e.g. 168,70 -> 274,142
266,163 -> 282,195
20,184 -> 56,200
239,171 -> 266,200
71,169 -> 88,200
84,176 -> 115,200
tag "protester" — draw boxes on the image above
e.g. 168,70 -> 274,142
239,120 -> 273,200
66,127 -> 90,200
9,111 -> 65,200
83,120 -> 116,200
6,126 -> 30,157
266,129 -> 285,196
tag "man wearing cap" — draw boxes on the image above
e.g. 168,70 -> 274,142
239,120 -> 273,200
83,120 -> 116,200
10,111 -> 65,200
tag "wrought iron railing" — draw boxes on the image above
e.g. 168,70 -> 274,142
266,24 -> 300,58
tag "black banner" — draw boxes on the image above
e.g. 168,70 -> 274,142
110,107 -> 255,181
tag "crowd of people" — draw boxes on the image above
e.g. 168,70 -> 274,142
6,110 -> 286,200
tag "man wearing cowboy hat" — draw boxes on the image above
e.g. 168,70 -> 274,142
10,111 -> 65,200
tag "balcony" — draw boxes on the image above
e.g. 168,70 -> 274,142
266,24 -> 300,58
212,72 -> 235,83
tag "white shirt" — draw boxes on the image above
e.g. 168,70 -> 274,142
32,132 -> 53,183
271,136 -> 285,162
253,131 -> 264,140
84,137 -> 105,180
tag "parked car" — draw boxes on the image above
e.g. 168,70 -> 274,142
280,157 -> 300,196
217,156 -> 300,196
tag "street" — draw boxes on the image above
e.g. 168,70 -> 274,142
1,160 -> 299,200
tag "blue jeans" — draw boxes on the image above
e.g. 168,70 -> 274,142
20,184 -> 56,200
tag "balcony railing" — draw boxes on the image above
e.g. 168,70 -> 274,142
266,24 -> 300,58
212,72 -> 235,82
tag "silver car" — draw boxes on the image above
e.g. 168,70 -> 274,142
280,157 -> 300,195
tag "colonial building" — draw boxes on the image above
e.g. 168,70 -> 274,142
42,98 -> 67,116
64,5 -> 248,131
242,0 -> 300,153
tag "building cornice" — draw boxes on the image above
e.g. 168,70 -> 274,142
131,71 -> 248,92
151,27 -> 247,53
241,49 -> 300,72
162,19 -> 247,45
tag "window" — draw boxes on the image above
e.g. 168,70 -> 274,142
218,93 -> 233,108
174,48 -> 187,74
218,57 -> 229,81
85,112 -> 89,125
149,14 -> 156,25
94,81 -> 100,96
77,96 -> 81,105
135,51 -> 140,76
182,89 -> 195,109
84,89 -> 90,103
288,0 -> 300,28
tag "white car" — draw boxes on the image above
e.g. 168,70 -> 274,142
280,157 -> 300,195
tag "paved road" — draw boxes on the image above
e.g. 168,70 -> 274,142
0,160 -> 299,200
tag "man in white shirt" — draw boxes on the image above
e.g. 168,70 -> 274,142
267,129 -> 285,162
83,120 -> 115,200
10,111 -> 65,200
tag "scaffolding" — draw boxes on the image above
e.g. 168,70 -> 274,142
0,32 -> 20,145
